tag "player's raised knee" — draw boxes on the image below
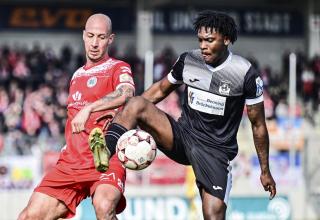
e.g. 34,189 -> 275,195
125,96 -> 149,113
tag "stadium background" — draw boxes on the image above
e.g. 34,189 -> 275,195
0,0 -> 320,219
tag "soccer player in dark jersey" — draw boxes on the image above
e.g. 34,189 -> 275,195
92,10 -> 276,219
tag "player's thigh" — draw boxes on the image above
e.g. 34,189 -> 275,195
136,100 -> 174,150
19,191 -> 68,220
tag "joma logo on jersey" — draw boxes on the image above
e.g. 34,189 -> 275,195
189,78 -> 199,83
219,81 -> 231,95
72,91 -> 82,101
87,76 -> 97,88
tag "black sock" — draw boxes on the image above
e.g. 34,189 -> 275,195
105,123 -> 128,156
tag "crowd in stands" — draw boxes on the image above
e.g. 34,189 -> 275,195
0,44 -> 320,156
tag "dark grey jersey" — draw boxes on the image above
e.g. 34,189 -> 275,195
167,49 -> 264,160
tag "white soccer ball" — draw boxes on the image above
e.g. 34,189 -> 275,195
116,129 -> 157,170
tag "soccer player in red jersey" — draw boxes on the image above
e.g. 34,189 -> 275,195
18,13 -> 135,220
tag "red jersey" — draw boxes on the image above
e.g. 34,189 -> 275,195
58,56 -> 135,169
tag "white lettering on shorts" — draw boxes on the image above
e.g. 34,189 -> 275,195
99,173 -> 115,181
118,178 -> 124,191
188,87 -> 226,115
99,173 -> 124,192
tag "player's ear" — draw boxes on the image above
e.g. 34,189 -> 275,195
224,37 -> 230,46
107,33 -> 115,45
83,30 -> 86,41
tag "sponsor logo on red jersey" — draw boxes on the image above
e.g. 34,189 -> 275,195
72,91 -> 82,101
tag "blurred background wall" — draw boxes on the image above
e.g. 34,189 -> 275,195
0,0 -> 320,219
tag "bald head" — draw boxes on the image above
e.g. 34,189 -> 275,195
83,13 -> 115,65
85,13 -> 112,35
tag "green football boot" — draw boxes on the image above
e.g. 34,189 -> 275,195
89,127 -> 110,172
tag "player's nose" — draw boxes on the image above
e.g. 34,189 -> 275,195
91,37 -> 99,47
199,41 -> 207,50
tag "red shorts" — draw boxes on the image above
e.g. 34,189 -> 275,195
34,157 -> 126,218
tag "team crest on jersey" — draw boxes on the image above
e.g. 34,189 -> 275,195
255,76 -> 263,96
218,81 -> 231,95
87,76 -> 97,88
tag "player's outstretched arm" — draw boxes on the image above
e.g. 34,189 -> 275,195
71,84 -> 134,133
247,102 -> 276,199
142,77 -> 180,104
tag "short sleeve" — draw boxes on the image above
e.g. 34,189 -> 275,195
113,62 -> 135,92
167,52 -> 187,84
244,66 -> 264,105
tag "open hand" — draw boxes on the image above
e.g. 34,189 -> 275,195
71,106 -> 91,133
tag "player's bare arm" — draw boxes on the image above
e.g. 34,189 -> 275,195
142,77 -> 180,104
71,84 -> 134,133
93,84 -> 135,112
247,102 -> 276,199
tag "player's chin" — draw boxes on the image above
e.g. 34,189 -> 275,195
203,56 -> 214,64
88,54 -> 102,62
205,55 -> 220,65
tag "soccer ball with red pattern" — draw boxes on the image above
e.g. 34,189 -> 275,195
116,129 -> 157,170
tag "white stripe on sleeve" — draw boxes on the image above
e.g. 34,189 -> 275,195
245,95 -> 264,105
167,72 -> 183,84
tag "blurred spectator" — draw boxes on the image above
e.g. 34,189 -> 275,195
0,43 -> 320,157
312,55 -> 320,109
301,63 -> 315,102
261,66 -> 271,91
153,46 -> 177,82
0,86 -> 9,113
75,52 -> 86,70
44,62 -> 63,85
60,45 -> 75,72
263,91 -> 275,120
29,43 -> 55,86
12,54 -> 30,80
275,98 -> 289,120
0,56 -> 10,83
121,44 -> 144,95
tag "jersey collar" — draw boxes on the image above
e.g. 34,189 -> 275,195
83,55 -> 110,70
206,51 -> 232,72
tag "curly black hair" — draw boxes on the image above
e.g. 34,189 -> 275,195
193,10 -> 238,44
